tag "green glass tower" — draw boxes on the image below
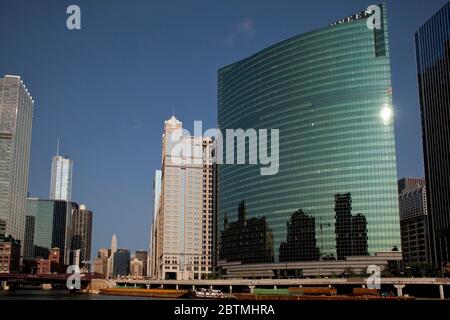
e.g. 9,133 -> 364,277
217,4 -> 401,270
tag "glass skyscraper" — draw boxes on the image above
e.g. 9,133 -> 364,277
0,75 -> 34,243
113,249 -> 130,277
70,204 -> 93,269
25,198 -> 78,264
149,169 -> 161,278
415,2 -> 450,268
50,153 -> 73,202
217,4 -> 401,271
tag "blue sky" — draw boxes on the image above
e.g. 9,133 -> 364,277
0,0 -> 447,256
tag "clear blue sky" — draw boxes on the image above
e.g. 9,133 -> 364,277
0,0 -> 447,256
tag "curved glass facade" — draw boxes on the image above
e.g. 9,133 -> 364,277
218,4 -> 401,265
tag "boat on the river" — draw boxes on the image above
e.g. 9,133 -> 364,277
191,288 -> 224,299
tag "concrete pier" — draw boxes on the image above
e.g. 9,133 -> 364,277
439,285 -> 445,300
394,284 -> 405,297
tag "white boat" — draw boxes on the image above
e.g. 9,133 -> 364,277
192,288 -> 224,299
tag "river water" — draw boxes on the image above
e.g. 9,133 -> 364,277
0,289 -> 154,300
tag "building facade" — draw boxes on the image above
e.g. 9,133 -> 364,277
130,256 -> 144,277
149,170 -> 161,278
113,249 -> 130,277
0,219 -> 6,234
0,75 -> 34,244
93,249 -> 109,275
135,250 -> 148,277
49,153 -> 73,201
217,4 -> 401,276
70,205 -> 93,270
107,234 -> 117,277
415,2 -> 450,268
398,178 -> 430,265
49,247 -> 62,265
24,215 -> 35,260
0,234 -> 21,273
25,198 -> 77,264
36,258 -> 51,275
152,116 -> 214,280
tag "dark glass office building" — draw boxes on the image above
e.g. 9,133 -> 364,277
415,2 -> 450,268
25,198 -> 78,264
70,205 -> 93,268
113,249 -> 131,276
217,4 -> 401,271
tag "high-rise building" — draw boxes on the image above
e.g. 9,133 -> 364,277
48,247 -> 65,273
49,247 -> 62,265
415,2 -> 450,268
398,178 -> 430,265
0,234 -> 21,273
24,215 -> 36,260
135,250 -> 148,277
398,177 -> 425,194
26,198 -> 77,264
0,75 -> 34,244
0,218 -> 6,234
98,248 -> 109,259
93,257 -> 108,275
152,116 -> 214,280
130,256 -> 143,277
70,205 -> 93,270
113,249 -> 130,277
107,234 -> 117,277
93,249 -> 109,275
72,249 -> 80,267
36,258 -> 51,275
149,170 -> 161,278
49,141 -> 73,201
217,4 -> 401,277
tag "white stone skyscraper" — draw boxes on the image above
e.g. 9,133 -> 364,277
49,140 -> 73,201
152,116 -> 214,280
0,75 -> 34,243
108,234 -> 117,277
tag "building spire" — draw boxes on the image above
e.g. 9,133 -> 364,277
56,138 -> 60,156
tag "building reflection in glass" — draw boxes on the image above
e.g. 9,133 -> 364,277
334,193 -> 369,260
279,209 -> 320,262
220,201 -> 274,264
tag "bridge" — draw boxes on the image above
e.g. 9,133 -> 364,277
114,277 -> 450,299
0,273 -> 109,291
2,274 -> 449,299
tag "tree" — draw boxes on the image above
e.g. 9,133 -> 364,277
342,267 -> 356,278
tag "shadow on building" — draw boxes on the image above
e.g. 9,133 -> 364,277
220,201 -> 274,264
279,209 -> 320,262
334,193 -> 369,260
